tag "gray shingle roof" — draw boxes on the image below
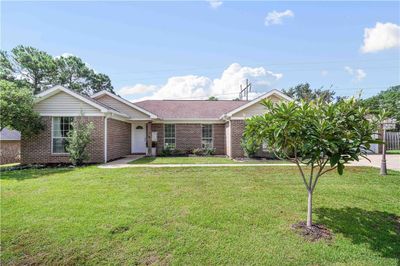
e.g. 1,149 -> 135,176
134,100 -> 249,119
0,129 -> 21,140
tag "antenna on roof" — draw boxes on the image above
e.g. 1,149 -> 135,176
239,79 -> 252,100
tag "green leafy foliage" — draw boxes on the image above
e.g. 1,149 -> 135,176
1,45 -> 115,95
9,46 -> 57,93
0,80 -> 43,135
283,83 -> 336,103
244,97 -> 380,226
66,119 -> 95,166
245,97 -> 379,175
240,136 -> 260,158
160,145 -> 174,156
362,85 -> 400,129
192,147 -> 216,156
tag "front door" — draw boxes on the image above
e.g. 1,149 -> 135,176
132,124 -> 146,153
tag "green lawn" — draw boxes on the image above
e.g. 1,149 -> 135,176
387,150 -> 400,154
129,156 -> 290,164
1,166 -> 399,265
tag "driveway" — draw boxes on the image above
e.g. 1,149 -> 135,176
348,154 -> 399,171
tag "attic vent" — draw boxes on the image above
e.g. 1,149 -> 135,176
136,126 -> 144,130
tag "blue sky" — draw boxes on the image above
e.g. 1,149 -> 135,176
2,1 -> 399,101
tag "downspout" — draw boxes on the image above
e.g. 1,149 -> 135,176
104,115 -> 108,163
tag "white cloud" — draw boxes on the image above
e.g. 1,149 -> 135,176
207,0 -> 222,9
210,63 -> 282,99
125,63 -> 283,101
265,10 -> 294,26
361,22 -> 400,53
138,75 -> 212,101
119,84 -> 157,96
344,66 -> 366,82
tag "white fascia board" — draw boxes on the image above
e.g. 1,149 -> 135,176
91,91 -> 158,119
38,113 -> 105,117
106,112 -> 130,122
220,89 -> 293,119
128,118 -> 153,121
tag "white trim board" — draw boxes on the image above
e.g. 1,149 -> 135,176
221,89 -> 293,119
153,120 -> 225,124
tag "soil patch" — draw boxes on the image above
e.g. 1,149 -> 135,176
292,221 -> 333,242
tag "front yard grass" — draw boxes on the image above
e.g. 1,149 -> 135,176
1,166 -> 399,265
129,156 -> 290,164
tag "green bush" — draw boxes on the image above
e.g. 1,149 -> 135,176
160,145 -> 173,156
160,146 -> 187,157
240,137 -> 260,158
171,149 -> 186,156
192,147 -> 216,156
66,119 -> 94,166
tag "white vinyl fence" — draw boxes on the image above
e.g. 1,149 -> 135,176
386,132 -> 400,150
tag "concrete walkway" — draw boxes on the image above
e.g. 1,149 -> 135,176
348,154 -> 399,171
99,162 -> 299,169
98,154 -> 399,170
102,154 -> 144,167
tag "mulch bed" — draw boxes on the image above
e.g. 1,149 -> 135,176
291,221 -> 333,242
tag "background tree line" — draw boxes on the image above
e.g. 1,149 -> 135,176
1,45 -> 398,135
283,83 -> 400,129
1,45 -> 114,95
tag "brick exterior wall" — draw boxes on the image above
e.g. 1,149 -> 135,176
21,116 -> 105,164
176,124 -> 202,152
0,140 -> 20,164
230,120 -> 246,158
152,124 -> 164,155
213,124 -> 225,155
151,123 -> 226,155
107,118 -> 131,161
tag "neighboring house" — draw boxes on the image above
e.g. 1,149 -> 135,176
0,129 -> 21,164
20,85 -> 292,164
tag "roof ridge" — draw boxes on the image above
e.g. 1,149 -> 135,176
137,99 -> 249,102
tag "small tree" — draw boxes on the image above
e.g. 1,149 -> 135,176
66,119 -> 95,166
244,97 -> 379,228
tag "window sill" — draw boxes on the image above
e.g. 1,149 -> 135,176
51,153 -> 69,157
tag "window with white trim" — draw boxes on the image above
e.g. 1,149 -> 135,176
201,124 -> 213,148
164,124 -> 176,149
52,117 -> 74,154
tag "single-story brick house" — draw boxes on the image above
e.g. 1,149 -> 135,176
21,85 -> 292,164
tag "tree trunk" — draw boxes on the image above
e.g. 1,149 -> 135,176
307,190 -> 313,228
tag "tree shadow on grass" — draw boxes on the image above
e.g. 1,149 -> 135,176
0,168 -> 73,181
315,207 -> 400,261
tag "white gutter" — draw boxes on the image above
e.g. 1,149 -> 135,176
104,116 -> 108,163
